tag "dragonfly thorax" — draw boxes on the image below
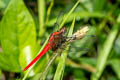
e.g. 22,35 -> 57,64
49,27 -> 66,51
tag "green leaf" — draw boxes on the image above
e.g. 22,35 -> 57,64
74,68 -> 86,80
0,69 -> 1,79
0,0 -> 37,73
114,35 -> 120,54
0,22 -> 1,43
0,0 -> 5,9
53,17 -> 75,80
80,0 -> 93,11
0,53 -> 20,72
22,37 -> 49,80
78,57 -> 96,67
38,0 -> 46,37
47,12 -> 113,27
0,0 -> 10,10
93,0 -> 106,11
108,59 -> 120,79
91,24 -> 119,80
117,14 -> 120,23
59,0 -> 80,28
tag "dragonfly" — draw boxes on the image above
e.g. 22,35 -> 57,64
23,10 -> 91,72
23,25 -> 90,72
23,27 -> 67,71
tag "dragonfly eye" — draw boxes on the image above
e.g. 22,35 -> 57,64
60,27 -> 66,34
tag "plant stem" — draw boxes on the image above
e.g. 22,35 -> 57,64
59,0 -> 80,28
38,0 -> 46,37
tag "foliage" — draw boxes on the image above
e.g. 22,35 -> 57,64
0,0 -> 120,80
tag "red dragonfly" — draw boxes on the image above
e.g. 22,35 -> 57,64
23,27 -> 66,71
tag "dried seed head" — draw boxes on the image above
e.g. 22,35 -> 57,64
67,26 -> 89,43
73,26 -> 89,40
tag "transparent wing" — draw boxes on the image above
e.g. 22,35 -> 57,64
53,11 -> 65,32
68,27 -> 98,58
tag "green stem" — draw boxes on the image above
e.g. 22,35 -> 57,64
59,0 -> 80,28
38,0 -> 46,37
53,17 -> 76,80
91,25 -> 119,80
45,0 -> 54,25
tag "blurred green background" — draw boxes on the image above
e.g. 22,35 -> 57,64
0,0 -> 120,80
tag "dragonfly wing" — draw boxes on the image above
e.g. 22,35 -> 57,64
53,11 -> 65,32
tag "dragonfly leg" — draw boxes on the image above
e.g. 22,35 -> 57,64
66,35 -> 76,42
54,22 -> 59,28
85,35 -> 96,38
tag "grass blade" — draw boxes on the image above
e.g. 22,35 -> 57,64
91,24 -> 119,80
47,11 -> 114,27
45,0 -> 54,25
38,0 -> 46,37
53,17 -> 75,80
59,0 -> 80,28
93,0 -> 106,11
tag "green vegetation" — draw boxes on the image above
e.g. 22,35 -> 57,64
0,0 -> 120,80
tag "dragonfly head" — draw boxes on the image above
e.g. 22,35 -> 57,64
59,27 -> 66,34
